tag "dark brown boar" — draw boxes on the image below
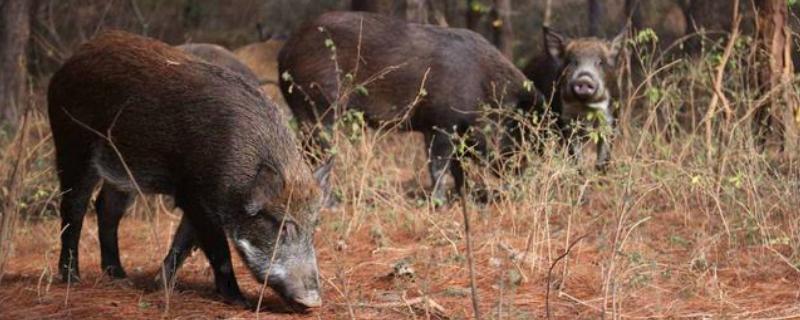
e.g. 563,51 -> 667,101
278,11 -> 541,203
48,30 -> 332,310
176,43 -> 261,85
523,27 -> 626,171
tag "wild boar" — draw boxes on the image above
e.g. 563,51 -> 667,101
278,11 -> 542,203
176,43 -> 261,85
48,30 -> 332,310
523,27 -> 626,171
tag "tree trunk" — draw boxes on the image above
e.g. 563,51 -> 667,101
465,0 -> 480,31
0,0 -> 31,127
543,0 -> 553,27
490,0 -> 512,59
588,0 -> 603,36
681,0 -> 735,54
352,0 -> 406,19
624,0 -> 642,31
406,0 -> 429,24
425,0 -> 449,26
754,0 -> 797,154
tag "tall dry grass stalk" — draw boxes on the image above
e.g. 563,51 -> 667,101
0,108 -> 31,278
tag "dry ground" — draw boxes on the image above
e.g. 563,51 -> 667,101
2,127 -> 800,319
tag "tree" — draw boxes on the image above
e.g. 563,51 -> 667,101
465,0 -> 481,30
753,0 -> 798,153
588,0 -> 603,36
351,0 -> 406,19
679,0 -> 735,54
543,0 -> 553,27
406,0 -> 428,23
0,0 -> 31,127
490,0 -> 512,59
624,0 -> 642,31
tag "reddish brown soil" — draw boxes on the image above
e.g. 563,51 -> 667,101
2,199 -> 799,319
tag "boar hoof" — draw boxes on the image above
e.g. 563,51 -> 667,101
103,265 -> 127,279
222,295 -> 252,310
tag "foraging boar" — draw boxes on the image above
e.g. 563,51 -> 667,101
279,11 -> 542,203
48,30 -> 332,310
523,27 -> 626,171
176,43 -> 261,85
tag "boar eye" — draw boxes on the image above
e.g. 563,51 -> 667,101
596,59 -> 604,67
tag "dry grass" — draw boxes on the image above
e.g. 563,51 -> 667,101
2,31 -> 800,320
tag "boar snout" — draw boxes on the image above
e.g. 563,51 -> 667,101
267,260 -> 322,309
570,75 -> 598,100
234,231 -> 323,310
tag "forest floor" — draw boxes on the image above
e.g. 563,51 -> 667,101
2,130 -> 800,320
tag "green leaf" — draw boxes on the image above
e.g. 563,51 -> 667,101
523,80 -> 534,92
354,85 -> 368,96
634,28 -> 659,44
281,71 -> 292,82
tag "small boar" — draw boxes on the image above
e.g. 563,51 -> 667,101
176,43 -> 261,85
48,30 -> 331,310
234,39 -> 291,119
279,11 -> 541,203
523,27 -> 625,171
234,39 -> 284,85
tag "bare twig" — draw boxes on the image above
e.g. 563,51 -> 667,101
129,0 -> 149,36
343,296 -> 448,317
545,234 -> 587,320
701,0 -> 740,161
459,185 -> 481,320
256,187 -> 293,318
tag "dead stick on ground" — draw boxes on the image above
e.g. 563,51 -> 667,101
545,234 -> 587,320
459,185 -> 481,320
344,296 -> 447,314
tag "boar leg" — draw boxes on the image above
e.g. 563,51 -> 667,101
56,154 -> 100,283
595,136 -> 611,173
95,185 -> 133,279
425,130 -> 463,204
159,214 -> 197,287
595,115 -> 615,173
181,207 -> 247,306
559,120 -> 584,165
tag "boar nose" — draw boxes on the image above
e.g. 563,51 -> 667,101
292,290 -> 322,308
268,266 -> 323,310
571,78 -> 597,99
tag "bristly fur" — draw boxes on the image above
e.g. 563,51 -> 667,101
48,30 -> 318,227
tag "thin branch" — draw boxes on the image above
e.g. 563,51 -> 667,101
545,234 -> 587,320
459,185 -> 481,320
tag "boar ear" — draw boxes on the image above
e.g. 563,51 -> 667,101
245,164 -> 284,216
543,26 -> 568,60
609,27 -> 628,61
313,156 -> 335,196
